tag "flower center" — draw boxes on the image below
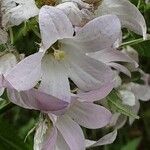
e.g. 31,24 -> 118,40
53,50 -> 65,61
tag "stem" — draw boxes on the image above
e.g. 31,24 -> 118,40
120,35 -> 150,47
32,28 -> 41,39
9,28 -> 14,45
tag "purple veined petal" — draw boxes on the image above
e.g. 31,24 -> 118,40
108,62 -> 131,77
63,44 -> 114,92
34,119 -> 57,150
39,5 -> 74,50
39,54 -> 71,103
88,49 -> 138,68
98,0 -> 147,39
7,88 -> 69,114
77,82 -> 114,102
67,101 -> 112,129
86,130 -> 117,148
70,14 -> 121,52
5,52 -> 43,91
56,115 -> 85,150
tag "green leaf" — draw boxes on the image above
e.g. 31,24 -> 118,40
121,138 -> 141,150
107,90 -> 139,119
0,119 -> 30,150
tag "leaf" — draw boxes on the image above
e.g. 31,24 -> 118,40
132,40 -> 150,57
121,138 -> 141,150
107,90 -> 139,119
0,119 -> 30,150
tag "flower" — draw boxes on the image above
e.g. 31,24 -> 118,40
4,4 -> 121,103
94,0 -> 147,39
33,98 -> 112,150
2,75 -> 112,149
2,0 -> 39,26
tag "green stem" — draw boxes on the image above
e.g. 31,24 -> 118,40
9,28 -> 14,45
120,35 -> 150,47
32,28 -> 41,39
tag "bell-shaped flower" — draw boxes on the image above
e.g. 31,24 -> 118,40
4,4 -> 121,103
33,97 -> 112,150
95,0 -> 147,39
1,78 -> 113,150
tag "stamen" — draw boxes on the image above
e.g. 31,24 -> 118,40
54,50 -> 65,61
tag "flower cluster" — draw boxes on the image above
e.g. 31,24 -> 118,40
0,0 -> 150,150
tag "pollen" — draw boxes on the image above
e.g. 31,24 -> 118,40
53,50 -> 65,61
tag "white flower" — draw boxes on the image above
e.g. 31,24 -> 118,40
4,4 -> 121,103
2,0 -> 39,26
95,0 -> 147,39
33,99 -> 112,150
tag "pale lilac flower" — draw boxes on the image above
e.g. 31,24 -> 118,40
4,4 -> 122,103
33,99 -> 112,150
0,76 -> 113,149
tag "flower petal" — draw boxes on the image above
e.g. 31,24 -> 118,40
64,44 -> 114,91
39,5 -> 74,50
5,52 -> 43,91
39,54 -> 71,103
131,83 -> 150,101
77,82 -> 114,102
119,90 -> 136,106
98,0 -> 147,39
67,101 -> 112,129
56,115 -> 85,150
86,130 -> 117,148
70,15 -> 121,52
7,88 -> 69,113
108,62 -> 131,77
56,2 -> 83,26
88,49 -> 138,67
0,53 -> 17,74
55,131 -> 70,150
129,100 -> 140,125
34,119 -> 57,150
